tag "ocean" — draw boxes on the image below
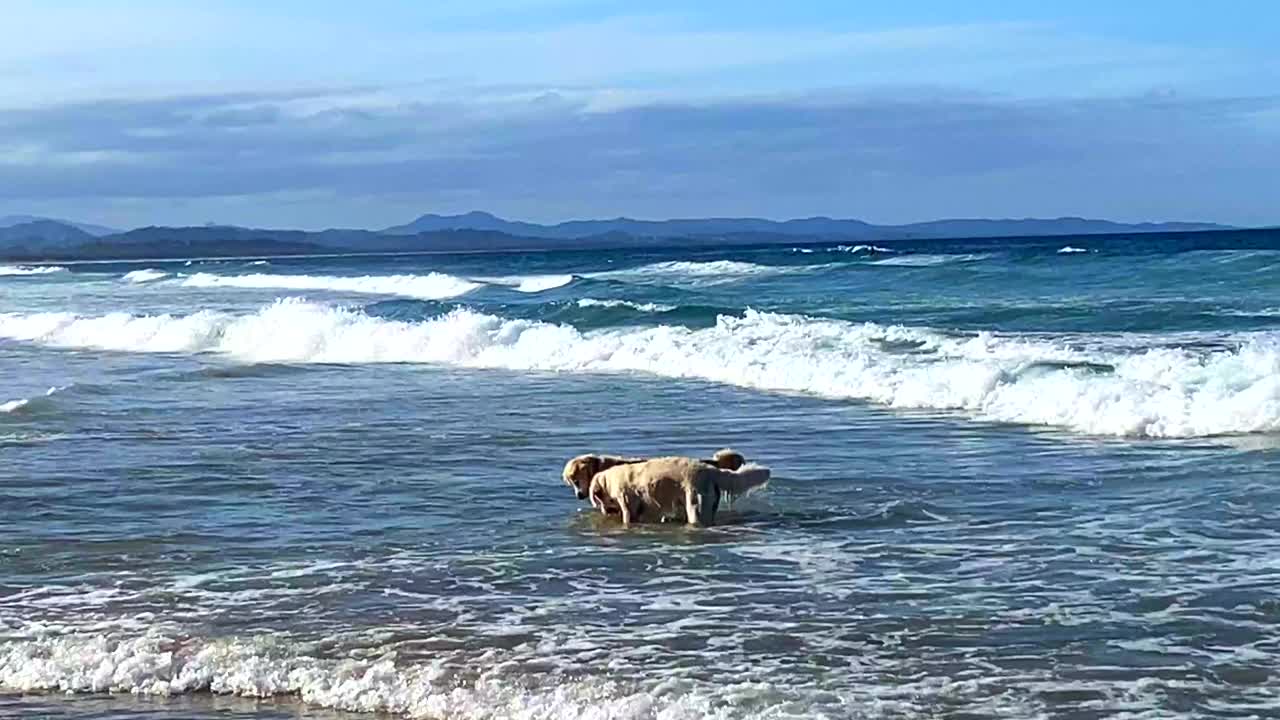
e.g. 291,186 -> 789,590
2,230 -> 1279,719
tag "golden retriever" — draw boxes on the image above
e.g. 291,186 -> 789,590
562,453 -> 645,501
588,455 -> 771,527
561,448 -> 744,499
562,449 -> 747,521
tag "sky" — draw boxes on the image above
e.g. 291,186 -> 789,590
1,0 -> 1277,230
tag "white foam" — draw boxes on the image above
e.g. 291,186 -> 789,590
123,268 -> 169,283
0,386 -> 61,414
179,271 -> 572,298
0,630 -> 1041,719
587,260 -> 804,287
474,274 -> 574,293
871,254 -> 986,267
0,265 -> 67,276
1058,246 -> 1090,254
1,299 -> 1277,438
1221,307 -> 1280,318
0,398 -> 29,413
0,632 -> 635,716
576,298 -> 677,313
792,245 -> 892,255
834,244 -> 894,254
181,272 -> 480,300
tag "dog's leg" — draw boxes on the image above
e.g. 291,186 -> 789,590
684,487 -> 703,527
630,496 -> 647,525
694,474 -> 719,527
619,498 -> 633,527
590,480 -> 613,516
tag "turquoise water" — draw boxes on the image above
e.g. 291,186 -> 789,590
2,230 -> 1279,718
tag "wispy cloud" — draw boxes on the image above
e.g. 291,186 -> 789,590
1,4 -> 1276,226
1,88 -> 1274,227
2,4 -> 1266,105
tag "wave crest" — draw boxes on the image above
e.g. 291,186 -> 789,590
123,268 -> 169,283
0,265 -> 66,276
0,398 -> 31,413
1,300 -> 1277,438
871,254 -> 987,267
0,386 -> 63,414
576,298 -> 677,313
472,274 -> 574,293
0,632 -> 688,718
182,271 -> 481,300
586,260 -> 808,287
0,628 -> 1037,720
835,244 -> 893,254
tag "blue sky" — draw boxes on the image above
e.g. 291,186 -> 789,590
1,1 -> 1277,229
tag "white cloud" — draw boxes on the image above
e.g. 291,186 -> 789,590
1,4 -> 1276,227
0,88 -> 1275,228
1,4 -> 1265,107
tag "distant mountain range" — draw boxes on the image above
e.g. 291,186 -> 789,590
382,211 -> 1230,240
0,211 -> 1239,261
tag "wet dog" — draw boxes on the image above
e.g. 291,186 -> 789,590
563,449 -> 743,500
588,455 -> 771,527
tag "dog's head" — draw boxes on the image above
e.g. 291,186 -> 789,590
711,448 -> 746,470
563,455 -> 605,499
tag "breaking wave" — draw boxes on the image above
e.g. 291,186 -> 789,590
0,386 -> 63,414
576,298 -> 677,313
0,398 -> 31,413
585,260 -> 810,287
1,299 -> 1277,438
178,271 -> 576,298
0,629 -> 1042,720
181,271 -> 481,300
838,244 -> 892,254
793,244 -> 893,255
871,254 -> 988,267
0,265 -> 66,276
154,262 -> 825,300
1058,246 -> 1090,254
123,268 -> 169,283
471,274 -> 574,293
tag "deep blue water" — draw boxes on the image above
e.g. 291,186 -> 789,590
2,230 -> 1279,719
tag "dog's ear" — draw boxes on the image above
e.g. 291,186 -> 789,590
571,456 -> 604,498
712,449 -> 745,470
587,476 -> 600,509
588,474 -> 610,513
564,457 -> 583,486
565,455 -> 603,479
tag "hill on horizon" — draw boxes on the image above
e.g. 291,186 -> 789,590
382,210 -> 1231,240
0,215 -> 118,237
0,211 -> 1243,261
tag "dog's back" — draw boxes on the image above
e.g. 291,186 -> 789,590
591,456 -> 768,526
589,457 -> 694,524
571,448 -> 767,525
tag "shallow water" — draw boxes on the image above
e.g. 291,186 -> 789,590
3,231 -> 1280,718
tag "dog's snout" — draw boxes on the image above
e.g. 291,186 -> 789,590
576,489 -> 588,499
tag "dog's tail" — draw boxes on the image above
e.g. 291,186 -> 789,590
708,463 -> 771,501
